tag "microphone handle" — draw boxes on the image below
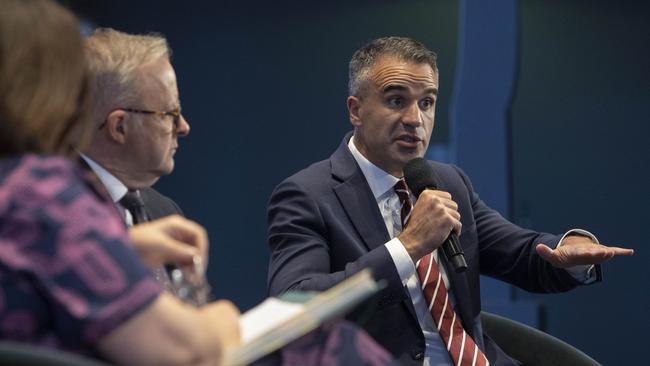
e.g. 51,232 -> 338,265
441,232 -> 468,273
419,186 -> 468,273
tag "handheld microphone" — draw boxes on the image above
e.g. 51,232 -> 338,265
403,157 -> 468,273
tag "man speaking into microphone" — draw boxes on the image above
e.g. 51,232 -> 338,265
266,36 -> 633,366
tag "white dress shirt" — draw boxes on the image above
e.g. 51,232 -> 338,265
81,155 -> 181,293
80,155 -> 134,226
347,136 -> 596,366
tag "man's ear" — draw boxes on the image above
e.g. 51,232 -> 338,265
347,96 -> 363,128
103,110 -> 128,144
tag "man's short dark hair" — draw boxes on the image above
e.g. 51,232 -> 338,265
348,36 -> 438,97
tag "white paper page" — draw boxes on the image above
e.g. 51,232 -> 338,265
239,298 -> 305,343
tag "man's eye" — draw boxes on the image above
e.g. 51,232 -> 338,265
419,98 -> 434,110
387,97 -> 403,107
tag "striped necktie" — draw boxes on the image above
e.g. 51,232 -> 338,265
394,179 -> 489,366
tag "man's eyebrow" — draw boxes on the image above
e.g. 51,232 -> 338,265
382,85 -> 439,95
382,85 -> 408,93
424,87 -> 438,95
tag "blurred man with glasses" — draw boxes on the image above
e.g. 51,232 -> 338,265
81,28 -> 201,300
86,28 -> 188,191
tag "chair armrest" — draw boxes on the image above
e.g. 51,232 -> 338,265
481,311 -> 601,366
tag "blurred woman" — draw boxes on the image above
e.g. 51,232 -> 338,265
0,0 -> 239,365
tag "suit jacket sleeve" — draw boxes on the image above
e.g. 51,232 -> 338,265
267,179 -> 408,306
448,164 -> 598,292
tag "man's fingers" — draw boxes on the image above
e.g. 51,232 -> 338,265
159,215 -> 210,265
424,190 -> 451,200
439,196 -> 458,211
422,191 -> 461,223
535,243 -> 557,264
451,217 -> 462,236
569,244 -> 634,259
447,208 -> 461,221
536,242 -> 633,268
605,247 -> 634,256
160,238 -> 199,265
426,191 -> 458,212
172,217 -> 208,251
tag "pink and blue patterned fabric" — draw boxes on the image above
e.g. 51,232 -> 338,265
0,155 -> 162,358
281,320 -> 398,366
252,320 -> 398,366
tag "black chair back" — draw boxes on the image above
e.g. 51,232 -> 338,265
481,311 -> 601,366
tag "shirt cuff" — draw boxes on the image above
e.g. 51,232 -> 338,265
558,229 -> 599,284
385,237 -> 416,286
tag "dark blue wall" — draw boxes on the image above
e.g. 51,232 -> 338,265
511,1 -> 649,364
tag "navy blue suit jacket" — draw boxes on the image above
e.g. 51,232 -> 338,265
267,133 -> 597,365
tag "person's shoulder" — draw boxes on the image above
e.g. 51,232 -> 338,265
425,159 -> 475,192
274,157 -> 333,192
288,158 -> 332,182
266,157 -> 339,208
140,187 -> 183,217
427,159 -> 453,171
427,160 -> 466,177
274,134 -> 353,191
140,187 -> 173,203
6,154 -> 76,175
0,154 -> 80,198
0,155 -> 112,238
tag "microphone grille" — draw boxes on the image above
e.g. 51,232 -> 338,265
403,157 -> 439,197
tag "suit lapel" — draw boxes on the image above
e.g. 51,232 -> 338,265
330,134 -> 421,328
330,133 -> 390,251
139,188 -> 158,220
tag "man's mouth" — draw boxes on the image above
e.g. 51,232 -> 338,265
395,134 -> 423,145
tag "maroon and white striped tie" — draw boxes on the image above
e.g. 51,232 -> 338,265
394,180 -> 489,366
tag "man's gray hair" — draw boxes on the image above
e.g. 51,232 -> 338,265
85,28 -> 171,125
348,36 -> 438,97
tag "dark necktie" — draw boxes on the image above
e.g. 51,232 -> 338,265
393,179 -> 489,366
119,190 -> 176,293
119,190 -> 149,224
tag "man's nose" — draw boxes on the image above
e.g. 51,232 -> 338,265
402,102 -> 423,127
176,114 -> 190,137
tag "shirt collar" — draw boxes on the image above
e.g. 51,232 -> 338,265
80,154 -> 128,204
347,135 -> 401,200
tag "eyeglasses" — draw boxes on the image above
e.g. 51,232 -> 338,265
98,107 -> 182,130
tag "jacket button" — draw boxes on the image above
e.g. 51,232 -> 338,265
411,350 -> 424,360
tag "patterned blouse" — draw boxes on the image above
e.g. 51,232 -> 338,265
0,155 -> 162,358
